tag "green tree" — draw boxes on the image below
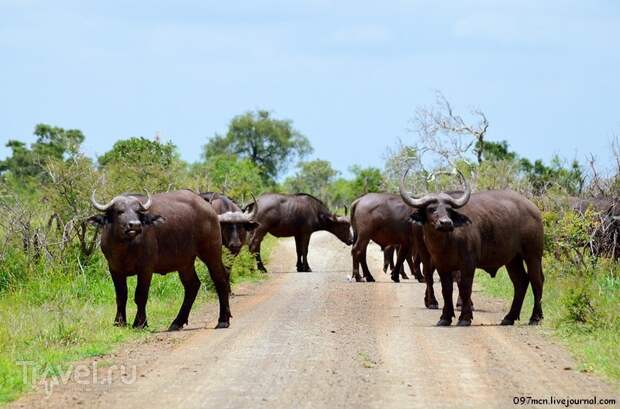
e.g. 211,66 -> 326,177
0,124 -> 85,180
475,140 -> 517,162
283,159 -> 338,200
204,110 -> 312,183
326,177 -> 354,211
349,166 -> 384,199
98,137 -> 186,193
520,156 -> 583,195
198,154 -> 265,200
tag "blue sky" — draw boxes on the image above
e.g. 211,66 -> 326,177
1,0 -> 619,178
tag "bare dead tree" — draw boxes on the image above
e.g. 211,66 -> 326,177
412,91 -> 489,164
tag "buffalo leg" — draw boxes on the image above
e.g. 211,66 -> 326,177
423,260 -> 438,309
169,266 -> 202,331
351,237 -> 373,282
390,248 -> 407,283
525,256 -> 544,325
437,270 -> 455,326
382,246 -> 395,273
359,245 -> 374,282
294,235 -> 304,272
199,253 -> 232,329
396,246 -> 409,280
351,241 -> 363,282
249,229 -> 268,273
455,269 -> 475,326
111,273 -> 127,326
300,234 -> 312,272
406,251 -> 426,282
133,272 -> 153,328
501,256 -> 530,325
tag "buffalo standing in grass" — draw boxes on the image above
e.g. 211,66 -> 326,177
246,193 -> 353,272
200,192 -> 259,255
89,190 -> 256,330
400,170 -> 544,326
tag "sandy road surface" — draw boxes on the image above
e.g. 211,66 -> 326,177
12,232 -> 618,409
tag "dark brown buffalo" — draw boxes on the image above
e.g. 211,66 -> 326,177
400,170 -> 544,326
199,192 -> 258,255
350,193 -> 425,283
350,193 -> 437,308
88,190 -> 255,330
246,193 -> 353,272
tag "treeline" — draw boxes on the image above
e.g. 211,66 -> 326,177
0,106 -> 613,274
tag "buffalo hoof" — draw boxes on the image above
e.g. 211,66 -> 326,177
114,320 -> 127,327
436,318 -> 452,327
426,302 -> 439,310
401,274 -> 410,280
415,276 -> 425,283
529,318 -> 542,326
168,322 -> 184,331
132,321 -> 148,329
215,321 -> 230,329
391,274 -> 400,283
457,319 -> 471,327
365,275 -> 375,283
500,318 -> 515,326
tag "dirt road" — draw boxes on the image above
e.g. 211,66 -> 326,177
13,232 -> 618,409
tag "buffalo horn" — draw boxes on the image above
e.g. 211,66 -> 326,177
445,169 -> 471,209
139,190 -> 153,211
91,190 -> 116,212
399,167 -> 435,208
245,193 -> 258,220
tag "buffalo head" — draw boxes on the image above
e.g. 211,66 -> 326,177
89,190 -> 164,240
216,194 -> 260,254
399,169 -> 471,232
321,213 -> 353,245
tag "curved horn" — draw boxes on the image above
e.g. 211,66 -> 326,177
245,193 -> 258,220
139,189 -> 153,211
399,167 -> 435,208
91,190 -> 116,212
444,169 -> 471,209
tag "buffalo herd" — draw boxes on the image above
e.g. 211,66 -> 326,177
88,169 -> 554,330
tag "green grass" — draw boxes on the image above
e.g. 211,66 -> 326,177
476,255 -> 620,384
0,235 -> 276,405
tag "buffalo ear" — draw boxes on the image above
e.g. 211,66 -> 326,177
141,214 -> 165,225
448,209 -> 471,228
87,214 -> 108,227
409,211 -> 426,225
243,221 -> 259,231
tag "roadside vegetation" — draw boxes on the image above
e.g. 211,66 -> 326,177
1,99 -> 619,402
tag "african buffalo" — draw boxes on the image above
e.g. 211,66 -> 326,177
200,192 -> 259,255
350,193 -> 425,283
89,190 -> 255,330
400,170 -> 544,326
246,193 -> 353,272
